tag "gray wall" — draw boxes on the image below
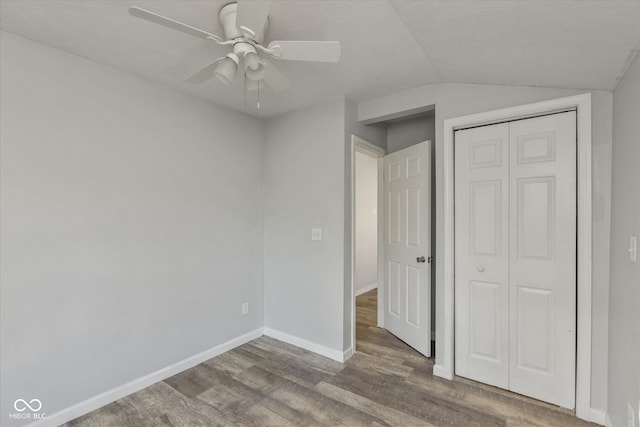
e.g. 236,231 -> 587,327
607,52 -> 640,427
345,98 -> 388,152
386,112 -> 436,154
358,83 -> 613,414
262,97 -> 387,356
263,100 -> 347,352
0,32 -> 265,425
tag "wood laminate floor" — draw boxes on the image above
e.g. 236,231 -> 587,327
66,289 -> 595,426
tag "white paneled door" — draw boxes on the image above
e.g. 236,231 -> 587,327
454,122 -> 510,389
454,111 -> 577,408
383,141 -> 431,357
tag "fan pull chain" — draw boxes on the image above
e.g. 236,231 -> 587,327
257,84 -> 261,110
243,74 -> 247,112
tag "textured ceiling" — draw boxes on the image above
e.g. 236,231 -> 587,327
1,0 -> 639,118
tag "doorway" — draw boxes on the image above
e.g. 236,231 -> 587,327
350,135 -> 385,353
353,147 -> 381,349
351,131 -> 436,358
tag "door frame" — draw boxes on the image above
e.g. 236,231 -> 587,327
435,93 -> 593,420
350,135 -> 386,354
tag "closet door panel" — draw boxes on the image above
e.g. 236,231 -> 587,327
454,123 -> 510,389
508,111 -> 577,409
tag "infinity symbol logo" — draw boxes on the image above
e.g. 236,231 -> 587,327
14,399 -> 42,412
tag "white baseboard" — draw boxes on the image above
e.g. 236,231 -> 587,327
343,347 -> 354,361
263,327 -> 346,362
433,363 -> 453,380
355,283 -> 378,296
588,408 -> 606,425
28,328 -> 264,427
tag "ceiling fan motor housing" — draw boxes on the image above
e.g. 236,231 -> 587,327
219,2 -> 269,45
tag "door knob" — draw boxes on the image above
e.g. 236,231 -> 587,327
417,256 -> 426,263
476,266 -> 485,272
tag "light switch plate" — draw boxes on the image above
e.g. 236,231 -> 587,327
630,235 -> 637,263
311,228 -> 323,241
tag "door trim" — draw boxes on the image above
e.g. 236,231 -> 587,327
350,135 -> 386,354
437,94 -> 592,421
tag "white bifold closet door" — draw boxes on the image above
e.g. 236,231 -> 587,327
454,111 -> 577,409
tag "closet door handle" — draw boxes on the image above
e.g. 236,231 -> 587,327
417,256 -> 426,263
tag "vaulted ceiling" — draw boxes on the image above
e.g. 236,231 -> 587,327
1,0 -> 639,118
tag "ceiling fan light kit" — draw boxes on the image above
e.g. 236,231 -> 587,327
244,52 -> 265,79
128,1 -> 341,98
214,53 -> 239,86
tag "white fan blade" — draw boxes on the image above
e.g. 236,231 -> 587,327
268,41 -> 341,62
236,0 -> 272,39
129,7 -> 222,42
185,58 -> 224,84
262,60 -> 290,91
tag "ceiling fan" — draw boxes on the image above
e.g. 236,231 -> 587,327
129,1 -> 341,92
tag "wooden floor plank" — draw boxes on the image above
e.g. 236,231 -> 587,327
315,381 -> 435,427
267,380 -> 387,426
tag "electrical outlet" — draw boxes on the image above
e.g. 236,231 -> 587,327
311,228 -> 323,241
629,402 -> 636,427
241,302 -> 249,316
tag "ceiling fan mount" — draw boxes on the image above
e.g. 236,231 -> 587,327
128,1 -> 341,93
